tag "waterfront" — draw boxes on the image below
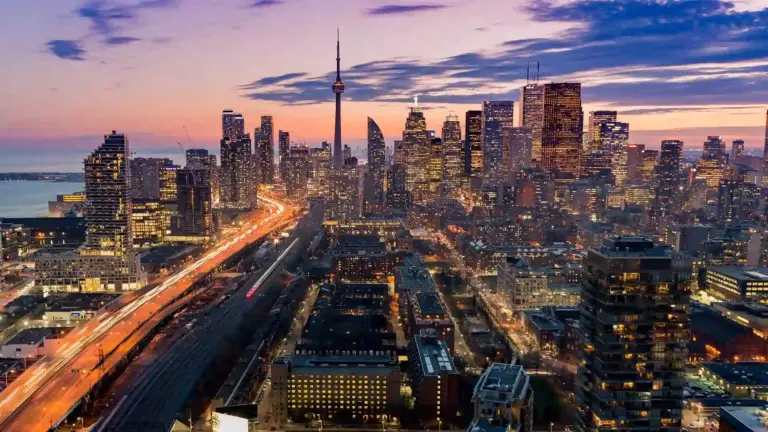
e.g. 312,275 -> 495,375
0,181 -> 84,218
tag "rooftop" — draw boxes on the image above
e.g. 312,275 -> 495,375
288,354 -> 398,370
414,291 -> 446,317
710,267 -> 768,282
702,362 -> 768,387
5,327 -> 72,346
394,265 -> 435,292
412,331 -> 457,376
720,406 -> 768,431
473,363 -> 530,403
522,311 -> 564,332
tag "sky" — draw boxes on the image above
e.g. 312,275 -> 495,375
1,0 -> 768,171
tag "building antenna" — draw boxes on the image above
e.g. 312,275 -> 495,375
536,61 -> 540,83
526,61 -> 530,83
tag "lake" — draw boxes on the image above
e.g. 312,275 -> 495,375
0,181 -> 84,218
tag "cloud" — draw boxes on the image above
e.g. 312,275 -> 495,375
47,0 -> 179,60
105,36 -> 141,45
367,4 -> 448,16
240,72 -> 308,88
46,40 -> 86,61
242,0 -> 768,112
251,0 -> 284,7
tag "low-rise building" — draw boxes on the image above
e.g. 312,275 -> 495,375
701,363 -> 768,398
43,293 -> 120,322
469,363 -> 533,432
406,291 -> 455,355
706,267 -> 768,301
1,327 -> 72,359
719,406 -> 768,432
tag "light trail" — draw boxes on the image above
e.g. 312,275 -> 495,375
0,195 -> 293,430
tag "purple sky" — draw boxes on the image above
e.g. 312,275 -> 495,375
1,0 -> 768,170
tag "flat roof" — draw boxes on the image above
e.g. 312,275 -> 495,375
288,354 -> 398,371
710,267 -> 768,282
475,363 -> 529,401
720,406 -> 768,431
413,334 -> 457,376
415,292 -> 445,316
522,310 -> 564,332
394,265 -> 435,291
702,362 -> 768,387
5,327 -> 72,346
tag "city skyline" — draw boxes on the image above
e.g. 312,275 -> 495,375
2,0 -> 768,172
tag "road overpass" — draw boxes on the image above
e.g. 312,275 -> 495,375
0,195 -> 296,431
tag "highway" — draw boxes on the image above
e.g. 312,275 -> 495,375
0,195 -> 295,431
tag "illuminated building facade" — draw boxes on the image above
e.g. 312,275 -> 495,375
326,167 -> 361,221
36,132 -> 145,292
732,139 -> 745,157
386,164 -> 410,209
283,146 -> 310,200
576,236 -> 691,432
406,329 -> 459,425
403,107 -> 430,204
429,137 -> 443,195
717,178 -> 760,224
159,162 -> 179,201
520,83 -> 544,165
465,110 -> 482,176
497,256 -> 548,311
504,127 -> 533,178
587,111 -> 617,152
279,130 -> 290,182
220,134 -> 256,208
131,199 -> 168,247
541,83 -> 582,177
308,143 -> 331,199
599,121 -> 630,186
175,168 -> 214,238
441,115 -> 463,197
626,144 -> 645,182
48,192 -> 86,217
482,100 -> 514,186
405,292 -> 455,355
655,140 -> 683,211
185,149 -> 209,167
641,149 -> 659,183
222,109 -> 245,141
256,116 -> 275,184
367,118 -> 386,206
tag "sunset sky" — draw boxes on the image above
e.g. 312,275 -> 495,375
1,0 -> 768,170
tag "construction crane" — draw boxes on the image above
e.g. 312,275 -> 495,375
177,126 -> 203,186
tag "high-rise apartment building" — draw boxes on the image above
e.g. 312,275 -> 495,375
520,84 -> 544,164
278,130 -> 290,182
600,121 -> 630,186
441,115 -> 463,197
587,111 -> 617,151
429,137 -> 442,195
130,157 -> 165,199
308,143 -> 331,199
222,110 -> 245,141
159,162 -> 180,201
732,139 -> 745,156
503,127 -> 534,179
627,144 -> 645,182
220,134 -> 256,208
326,167 -> 361,221
655,140 -> 683,211
283,146 -> 310,200
763,109 -> 768,186
387,163 -> 410,209
36,132 -> 145,292
465,110 -> 483,177
576,236 -> 691,432
541,83 -> 582,177
256,116 -> 275,184
366,118 -> 386,207
185,149 -> 209,168
403,107 -> 430,204
174,168 -> 214,237
482,101 -> 514,186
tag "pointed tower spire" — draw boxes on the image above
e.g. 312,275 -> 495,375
336,28 -> 341,82
332,29 -> 345,169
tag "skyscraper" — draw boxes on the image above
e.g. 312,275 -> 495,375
367,117 -> 386,206
541,83 -> 582,177
704,135 -> 726,160
428,136 -> 443,195
655,140 -> 683,211
308,143 -> 331,199
576,236 -> 691,432
222,110 -> 245,142
764,109 -> 768,187
520,83 -> 544,164
283,146 -> 310,200
326,167 -> 361,221
220,134 -> 256,208
464,110 -> 482,177
159,161 -> 180,201
599,121 -> 630,186
175,168 -> 214,237
387,163 -> 410,209
35,131 -> 145,293
441,115 -> 463,197
185,149 -> 209,168
732,139 -> 745,156
587,111 -> 617,151
626,144 -> 645,182
403,106 -> 430,204
256,116 -> 275,184
482,101 -> 514,186
279,130 -> 290,182
503,127 -> 533,178
332,30 -> 345,170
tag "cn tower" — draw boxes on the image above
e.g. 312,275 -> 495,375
332,29 -> 345,169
